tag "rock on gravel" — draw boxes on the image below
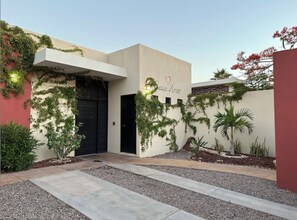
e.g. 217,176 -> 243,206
143,165 -> 297,208
0,181 -> 89,220
85,166 -> 283,220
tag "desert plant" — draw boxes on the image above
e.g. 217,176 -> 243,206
250,137 -> 269,158
0,122 -> 39,172
212,138 -> 224,155
234,139 -> 242,154
45,117 -> 85,161
191,136 -> 207,158
166,127 -> 178,152
213,105 -> 253,155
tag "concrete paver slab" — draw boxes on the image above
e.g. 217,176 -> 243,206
109,163 -> 297,220
167,210 -> 205,220
31,170 -> 204,220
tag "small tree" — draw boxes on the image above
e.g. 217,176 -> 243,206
45,117 -> 85,161
210,68 -> 232,80
213,105 -> 253,155
231,26 -> 297,89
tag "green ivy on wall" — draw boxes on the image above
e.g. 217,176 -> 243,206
135,78 -> 250,152
0,20 -> 86,146
0,20 -> 83,98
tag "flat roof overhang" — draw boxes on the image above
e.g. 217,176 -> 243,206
33,48 -> 127,81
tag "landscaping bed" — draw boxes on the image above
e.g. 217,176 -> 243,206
31,157 -> 83,169
154,149 -> 276,169
193,150 -> 275,169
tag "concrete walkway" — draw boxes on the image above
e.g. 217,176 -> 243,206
81,152 -> 276,181
31,170 -> 204,220
0,160 -> 99,186
0,152 -> 276,186
110,163 -> 297,220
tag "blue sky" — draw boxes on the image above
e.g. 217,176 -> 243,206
1,0 -> 297,82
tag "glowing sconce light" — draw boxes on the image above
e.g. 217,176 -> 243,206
8,71 -> 24,86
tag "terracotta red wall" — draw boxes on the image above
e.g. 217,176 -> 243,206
0,80 -> 31,128
274,48 -> 297,193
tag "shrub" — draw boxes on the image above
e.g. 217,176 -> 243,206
191,136 -> 207,158
250,137 -> 269,158
45,117 -> 85,161
0,122 -> 38,172
212,138 -> 224,155
234,139 -> 242,154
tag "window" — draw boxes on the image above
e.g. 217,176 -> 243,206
165,97 -> 171,104
177,99 -> 183,104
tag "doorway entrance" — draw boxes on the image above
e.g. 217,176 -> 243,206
75,78 -> 108,156
121,94 -> 136,154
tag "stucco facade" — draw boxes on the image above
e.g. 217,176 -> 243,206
17,31 -> 192,161
107,44 -> 191,157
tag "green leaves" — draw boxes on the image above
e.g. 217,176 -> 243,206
0,122 -> 39,172
213,105 -> 254,155
45,117 -> 85,160
190,136 -> 207,158
135,90 -> 177,150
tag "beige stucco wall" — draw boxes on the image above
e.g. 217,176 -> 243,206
23,28 -> 108,62
187,90 -> 275,156
138,45 -> 192,157
107,45 -> 141,155
106,44 -> 191,157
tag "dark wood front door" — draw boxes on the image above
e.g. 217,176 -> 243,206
76,100 -> 98,155
121,94 -> 136,154
75,79 -> 108,156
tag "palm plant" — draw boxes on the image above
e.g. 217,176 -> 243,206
210,68 -> 232,80
213,105 -> 254,155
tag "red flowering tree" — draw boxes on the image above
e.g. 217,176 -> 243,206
231,26 -> 297,90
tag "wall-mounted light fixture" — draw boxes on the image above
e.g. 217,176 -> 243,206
8,71 -> 24,85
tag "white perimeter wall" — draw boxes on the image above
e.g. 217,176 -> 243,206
186,89 -> 275,157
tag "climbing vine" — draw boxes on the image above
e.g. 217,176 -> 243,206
135,78 -> 250,152
0,20 -> 83,98
0,20 -> 86,154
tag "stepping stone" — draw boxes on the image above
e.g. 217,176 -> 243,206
31,170 -> 204,220
110,163 -> 297,220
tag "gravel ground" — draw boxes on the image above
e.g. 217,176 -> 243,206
85,166 -> 283,220
0,181 -> 89,220
143,165 -> 297,208
152,150 -> 192,160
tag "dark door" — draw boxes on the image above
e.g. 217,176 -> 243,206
75,79 -> 108,156
121,94 -> 136,154
76,100 -> 98,155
